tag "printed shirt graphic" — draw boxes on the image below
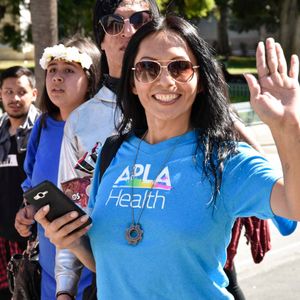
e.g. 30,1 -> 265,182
0,154 -> 18,167
88,131 -> 280,300
106,164 -> 172,212
114,165 -> 172,190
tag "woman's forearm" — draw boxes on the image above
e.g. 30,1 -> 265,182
68,235 -> 96,272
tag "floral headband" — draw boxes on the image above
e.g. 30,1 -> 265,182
39,44 -> 93,70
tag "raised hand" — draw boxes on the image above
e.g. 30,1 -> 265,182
244,38 -> 300,130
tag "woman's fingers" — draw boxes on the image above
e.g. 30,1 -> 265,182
265,38 -> 278,75
256,41 -> 269,79
275,42 -> 287,75
34,204 -> 51,227
34,205 -> 90,248
244,73 -> 260,100
289,54 -> 300,80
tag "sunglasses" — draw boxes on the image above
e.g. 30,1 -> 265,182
99,10 -> 152,36
132,60 -> 200,83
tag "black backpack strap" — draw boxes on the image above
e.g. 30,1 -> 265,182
99,134 -> 126,183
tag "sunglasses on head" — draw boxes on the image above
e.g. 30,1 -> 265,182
99,10 -> 152,36
132,60 -> 200,83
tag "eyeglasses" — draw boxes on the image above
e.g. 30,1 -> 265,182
99,10 -> 152,36
132,60 -> 200,83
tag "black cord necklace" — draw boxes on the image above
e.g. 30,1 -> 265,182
102,74 -> 120,94
125,131 -> 180,245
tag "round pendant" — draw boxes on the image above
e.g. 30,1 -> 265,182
125,223 -> 143,245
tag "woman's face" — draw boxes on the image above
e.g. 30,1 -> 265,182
132,31 -> 200,130
46,59 -> 88,120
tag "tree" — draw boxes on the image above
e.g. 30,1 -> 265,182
230,0 -> 280,33
157,0 -> 215,19
0,0 -> 32,50
215,0 -> 231,57
230,0 -> 300,61
30,0 -> 58,104
279,0 -> 300,60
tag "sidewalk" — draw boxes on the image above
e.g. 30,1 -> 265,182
235,122 -> 300,299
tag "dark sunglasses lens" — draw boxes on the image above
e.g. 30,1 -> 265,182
101,15 -> 124,35
130,11 -> 152,29
169,61 -> 195,82
135,61 -> 160,82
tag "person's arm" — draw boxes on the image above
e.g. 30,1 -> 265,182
34,144 -> 104,272
15,118 -> 41,236
57,115 -> 83,188
55,116 -> 87,296
34,204 -> 96,271
245,37 -> 300,220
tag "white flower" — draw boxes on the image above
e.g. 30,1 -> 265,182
39,44 -> 93,70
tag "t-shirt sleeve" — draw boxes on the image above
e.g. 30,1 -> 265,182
88,147 -> 103,212
22,117 -> 42,192
271,215 -> 297,236
221,143 -> 282,219
57,115 -> 80,189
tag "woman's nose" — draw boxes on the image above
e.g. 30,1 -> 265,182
121,19 -> 136,38
158,67 -> 175,85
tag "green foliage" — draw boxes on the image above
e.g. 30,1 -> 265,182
1,0 -> 221,49
158,0 -> 215,19
57,0 -> 94,39
0,0 -> 31,50
0,0 -> 95,50
230,0 -> 281,32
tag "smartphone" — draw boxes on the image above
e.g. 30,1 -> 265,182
24,180 -> 92,230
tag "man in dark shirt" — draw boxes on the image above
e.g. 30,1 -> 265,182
0,66 -> 39,299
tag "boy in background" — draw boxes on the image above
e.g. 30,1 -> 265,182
0,66 -> 39,299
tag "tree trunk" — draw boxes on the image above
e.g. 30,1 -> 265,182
217,3 -> 231,58
279,0 -> 300,63
30,0 -> 58,106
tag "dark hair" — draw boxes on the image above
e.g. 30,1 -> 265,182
117,15 -> 238,205
0,66 -> 35,89
92,0 -> 160,76
39,35 -> 101,119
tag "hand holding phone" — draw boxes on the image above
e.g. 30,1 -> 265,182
24,180 -> 92,230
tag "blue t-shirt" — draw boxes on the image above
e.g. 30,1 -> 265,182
23,115 -> 92,299
88,130 -> 281,299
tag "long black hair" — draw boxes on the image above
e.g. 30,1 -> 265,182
117,15 -> 238,205
92,0 -> 160,78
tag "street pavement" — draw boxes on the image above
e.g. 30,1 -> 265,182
235,123 -> 300,299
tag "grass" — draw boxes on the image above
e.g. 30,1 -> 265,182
222,56 -> 257,75
0,60 -> 35,70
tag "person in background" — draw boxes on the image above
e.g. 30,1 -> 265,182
0,66 -> 39,300
14,36 -> 101,300
35,15 -> 300,299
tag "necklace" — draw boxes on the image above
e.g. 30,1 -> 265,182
125,131 -> 180,245
102,74 -> 120,94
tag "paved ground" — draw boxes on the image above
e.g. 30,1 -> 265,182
235,123 -> 300,299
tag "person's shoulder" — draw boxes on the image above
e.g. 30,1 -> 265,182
0,112 -> 8,128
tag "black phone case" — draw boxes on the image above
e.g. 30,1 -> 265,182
24,180 -> 92,229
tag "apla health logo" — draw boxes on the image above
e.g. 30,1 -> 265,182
113,164 -> 172,191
